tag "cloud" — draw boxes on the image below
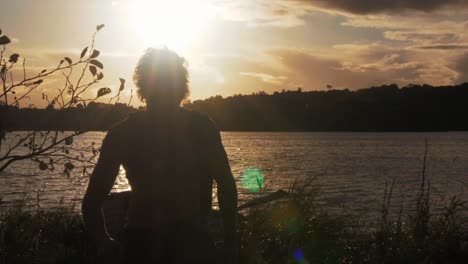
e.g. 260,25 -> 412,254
452,53 -> 468,82
240,72 -> 288,85
288,0 -> 468,15
216,0 -> 310,27
415,44 -> 468,50
384,31 -> 460,43
192,54 -> 290,97
269,45 -> 458,89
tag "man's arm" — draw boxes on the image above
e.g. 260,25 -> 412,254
206,120 -> 238,245
82,130 -> 121,246
216,159 -> 238,245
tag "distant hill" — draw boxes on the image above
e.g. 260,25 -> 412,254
2,83 -> 468,131
186,83 -> 468,131
0,102 -> 138,131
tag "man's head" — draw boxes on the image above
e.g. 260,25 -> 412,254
133,48 -> 189,108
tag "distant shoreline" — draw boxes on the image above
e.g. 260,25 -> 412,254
3,83 -> 468,131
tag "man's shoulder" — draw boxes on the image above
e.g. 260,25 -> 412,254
106,112 -> 142,135
180,108 -> 217,130
180,107 -> 207,119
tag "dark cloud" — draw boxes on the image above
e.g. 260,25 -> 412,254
384,32 -> 460,43
416,44 -> 468,50
290,0 -> 468,14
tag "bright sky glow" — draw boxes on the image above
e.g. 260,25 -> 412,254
128,0 -> 215,52
2,0 -> 468,107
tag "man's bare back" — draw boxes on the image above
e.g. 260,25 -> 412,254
104,109 -> 219,229
82,48 -> 238,264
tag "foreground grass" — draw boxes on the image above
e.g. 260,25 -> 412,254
0,204 -> 93,263
238,177 -> 468,264
1,177 -> 467,264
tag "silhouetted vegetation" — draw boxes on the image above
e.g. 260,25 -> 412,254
3,83 -> 468,132
187,83 -> 468,131
2,175 -> 467,263
0,102 -> 137,131
0,26 -> 128,174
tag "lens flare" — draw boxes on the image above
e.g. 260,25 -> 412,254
241,167 -> 264,192
293,248 -> 309,264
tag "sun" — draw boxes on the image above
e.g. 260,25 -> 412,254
129,0 -> 214,51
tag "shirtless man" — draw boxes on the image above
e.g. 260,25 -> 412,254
82,48 -> 238,263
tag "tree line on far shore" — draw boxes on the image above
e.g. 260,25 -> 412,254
2,83 -> 468,132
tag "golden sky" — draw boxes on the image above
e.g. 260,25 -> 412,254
1,0 -> 468,108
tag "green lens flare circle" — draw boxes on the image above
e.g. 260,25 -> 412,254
241,168 -> 265,193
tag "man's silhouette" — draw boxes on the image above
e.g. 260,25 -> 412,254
82,48 -> 238,263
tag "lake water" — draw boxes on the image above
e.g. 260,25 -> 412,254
1,132 -> 467,220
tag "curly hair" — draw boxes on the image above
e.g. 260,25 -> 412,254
133,48 -> 189,106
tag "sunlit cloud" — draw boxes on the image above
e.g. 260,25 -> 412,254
240,72 -> 288,85
214,0 -> 312,27
269,44 -> 459,89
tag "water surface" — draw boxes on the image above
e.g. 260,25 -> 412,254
1,132 -> 467,218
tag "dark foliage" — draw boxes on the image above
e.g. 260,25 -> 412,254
186,83 -> 468,131
3,83 -> 468,131
0,102 -> 138,131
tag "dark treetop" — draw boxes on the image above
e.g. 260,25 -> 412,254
2,83 -> 468,132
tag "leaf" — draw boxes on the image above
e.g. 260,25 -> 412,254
49,159 -> 55,171
0,29 -> 2,35
33,79 -> 43,85
97,87 -> 111,98
9,54 -> 19,63
64,137 -> 73,145
65,162 -> 75,170
97,72 -> 104,80
90,49 -> 100,58
89,65 -> 97,76
64,57 -> 72,64
119,78 -> 125,91
64,169 -> 70,178
80,47 -> 88,59
0,35 -> 11,45
96,24 -> 105,31
90,59 -> 103,69
39,161 -> 48,171
40,69 -> 47,74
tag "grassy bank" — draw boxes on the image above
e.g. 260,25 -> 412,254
1,176 -> 467,264
0,203 -> 92,263
238,177 -> 468,263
